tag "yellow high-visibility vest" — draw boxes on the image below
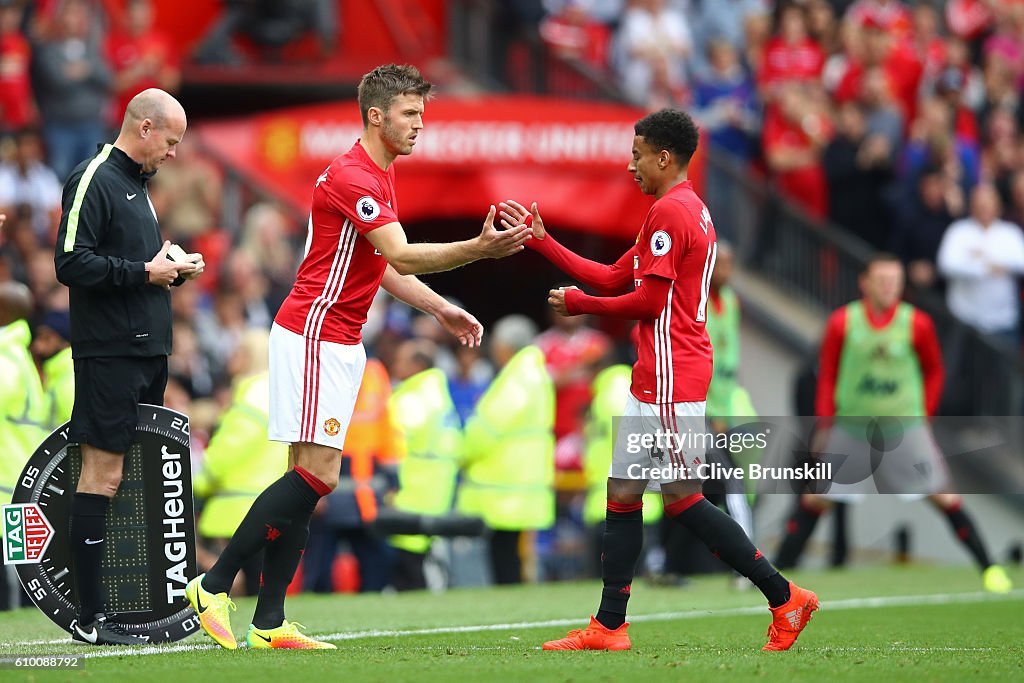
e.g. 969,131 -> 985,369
457,346 -> 555,531
389,368 -> 463,554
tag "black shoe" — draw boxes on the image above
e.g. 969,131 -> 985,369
72,613 -> 148,646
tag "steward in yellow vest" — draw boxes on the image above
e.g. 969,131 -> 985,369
195,372 -> 289,539
31,309 -> 75,429
457,316 -> 555,585
387,339 -> 463,590
0,284 -> 48,500
0,283 -> 47,611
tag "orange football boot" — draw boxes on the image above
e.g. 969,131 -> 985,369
543,616 -> 631,651
763,582 -> 819,651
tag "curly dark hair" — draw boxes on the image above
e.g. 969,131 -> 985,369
358,64 -> 434,127
634,108 -> 700,166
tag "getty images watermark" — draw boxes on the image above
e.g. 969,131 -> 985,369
622,427 -> 832,483
607,415 -> 1024,494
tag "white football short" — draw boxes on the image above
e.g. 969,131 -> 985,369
610,394 -> 708,491
268,322 -> 366,449
820,420 -> 953,502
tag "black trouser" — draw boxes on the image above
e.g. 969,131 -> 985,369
304,517 -> 394,593
0,566 -> 28,611
489,530 -> 522,585
392,548 -> 428,592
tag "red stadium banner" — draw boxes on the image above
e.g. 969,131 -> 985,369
195,97 -> 707,240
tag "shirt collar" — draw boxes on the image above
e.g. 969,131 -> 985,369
104,144 -> 157,181
353,140 -> 390,176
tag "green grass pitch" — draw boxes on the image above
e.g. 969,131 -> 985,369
0,565 -> 1021,682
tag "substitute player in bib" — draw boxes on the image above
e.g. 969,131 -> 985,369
500,109 -> 818,652
774,254 -> 1013,594
185,64 -> 532,650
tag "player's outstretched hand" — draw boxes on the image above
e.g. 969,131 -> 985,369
478,204 -> 532,258
146,241 -> 196,289
548,286 -> 579,317
436,302 -> 484,348
499,200 -> 546,241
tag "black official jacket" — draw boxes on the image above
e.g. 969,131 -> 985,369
55,144 -> 180,358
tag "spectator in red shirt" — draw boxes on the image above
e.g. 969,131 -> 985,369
946,0 -> 995,45
844,0 -> 913,39
539,0 -> 612,97
822,19 -> 865,95
763,82 -> 832,220
539,0 -> 610,71
106,0 -> 180,128
0,0 -> 34,132
835,19 -> 922,127
758,3 -> 825,103
912,3 -> 947,84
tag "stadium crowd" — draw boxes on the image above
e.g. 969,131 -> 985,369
531,0 -> 1024,339
2,0 -> 1023,597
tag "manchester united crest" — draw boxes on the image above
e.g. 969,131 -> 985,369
324,418 -> 341,436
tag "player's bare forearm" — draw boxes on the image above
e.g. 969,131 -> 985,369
382,264 -> 484,347
381,264 -> 446,315
385,239 -> 486,276
368,209 -> 531,276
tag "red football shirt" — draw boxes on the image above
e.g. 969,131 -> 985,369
946,0 -> 993,41
275,142 -> 398,344
105,30 -> 178,126
762,110 -> 829,219
0,32 -> 33,129
834,44 -> 923,124
845,0 -> 913,36
630,181 -> 716,405
759,36 -> 825,89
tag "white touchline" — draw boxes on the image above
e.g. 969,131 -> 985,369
14,589 -> 1023,658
